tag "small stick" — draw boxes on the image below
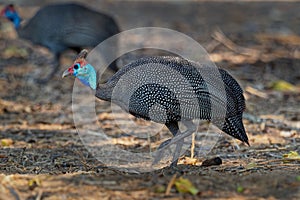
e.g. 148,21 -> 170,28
190,133 -> 195,159
165,174 -> 177,196
211,28 -> 260,56
245,86 -> 268,99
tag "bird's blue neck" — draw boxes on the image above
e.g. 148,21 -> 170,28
5,10 -> 21,29
77,64 -> 97,90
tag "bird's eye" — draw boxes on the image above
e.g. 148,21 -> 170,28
74,63 -> 80,70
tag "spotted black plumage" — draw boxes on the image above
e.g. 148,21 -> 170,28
65,51 -> 249,167
96,56 -> 249,153
2,3 -> 120,82
129,83 -> 181,123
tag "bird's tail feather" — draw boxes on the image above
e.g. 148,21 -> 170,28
214,115 -> 249,145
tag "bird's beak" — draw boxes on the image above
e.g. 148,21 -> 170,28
62,69 -> 71,78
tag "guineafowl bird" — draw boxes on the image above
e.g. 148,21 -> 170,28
62,49 -> 249,167
1,3 -> 120,82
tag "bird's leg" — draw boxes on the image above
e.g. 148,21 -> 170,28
167,122 -> 185,167
181,120 -> 197,159
170,136 -> 184,167
152,120 -> 197,167
151,138 -> 176,167
153,122 -> 186,168
182,120 -> 197,133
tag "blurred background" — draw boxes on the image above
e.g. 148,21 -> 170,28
0,0 -> 299,199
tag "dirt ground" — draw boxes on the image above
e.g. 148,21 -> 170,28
0,1 -> 300,199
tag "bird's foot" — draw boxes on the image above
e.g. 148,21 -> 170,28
161,162 -> 186,176
152,138 -> 183,168
152,139 -> 173,166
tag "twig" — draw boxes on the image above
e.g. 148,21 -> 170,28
190,133 -> 195,159
245,86 -> 268,99
205,39 -> 221,52
36,189 -> 43,200
211,28 -> 260,56
165,174 -> 177,196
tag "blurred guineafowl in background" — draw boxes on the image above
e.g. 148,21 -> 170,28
1,3 -> 120,82
62,49 -> 249,167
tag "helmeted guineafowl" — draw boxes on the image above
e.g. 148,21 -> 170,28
1,3 -> 120,82
62,49 -> 249,167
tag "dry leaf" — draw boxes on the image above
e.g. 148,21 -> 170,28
237,185 -> 244,193
154,185 -> 166,193
280,131 -> 296,138
283,151 -> 300,161
183,157 -> 198,165
28,178 -> 41,190
1,138 -> 13,146
245,162 -> 258,170
3,46 -> 29,59
269,80 -> 297,92
174,177 -> 199,195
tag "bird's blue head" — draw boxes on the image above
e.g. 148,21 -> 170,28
1,4 -> 21,29
62,49 -> 97,90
